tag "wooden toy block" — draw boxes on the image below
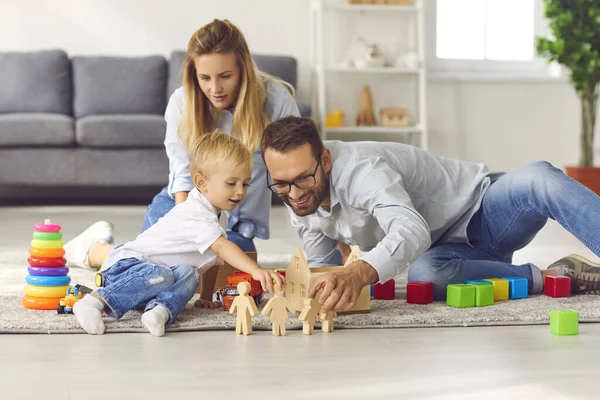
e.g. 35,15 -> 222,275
466,282 -> 494,307
503,277 -> 528,299
550,309 -> 579,335
446,284 -> 475,308
374,279 -> 395,300
544,275 -> 571,298
483,278 -> 509,301
406,281 -> 433,304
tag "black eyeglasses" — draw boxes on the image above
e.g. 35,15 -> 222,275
267,152 -> 322,195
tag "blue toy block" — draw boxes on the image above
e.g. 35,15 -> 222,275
465,280 -> 492,285
370,285 -> 374,298
503,277 -> 528,299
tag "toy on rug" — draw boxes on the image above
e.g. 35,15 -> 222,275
374,279 -> 396,300
544,275 -> 571,298
22,219 -> 72,310
285,246 -> 370,313
219,271 -> 263,311
356,85 -> 378,126
57,284 -> 92,314
446,277 -> 530,308
299,297 -> 321,335
261,285 -> 293,336
230,282 -> 258,335
406,281 -> 433,304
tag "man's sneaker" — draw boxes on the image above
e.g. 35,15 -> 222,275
547,254 -> 600,294
64,221 -> 114,270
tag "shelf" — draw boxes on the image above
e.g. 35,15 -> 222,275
323,3 -> 420,12
323,126 -> 422,135
322,66 -> 422,74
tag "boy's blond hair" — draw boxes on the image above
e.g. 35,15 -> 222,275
189,130 -> 253,176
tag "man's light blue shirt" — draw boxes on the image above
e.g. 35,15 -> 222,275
289,140 -> 494,283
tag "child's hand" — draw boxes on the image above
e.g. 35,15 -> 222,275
252,269 -> 285,294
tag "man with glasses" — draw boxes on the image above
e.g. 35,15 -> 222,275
261,116 -> 600,314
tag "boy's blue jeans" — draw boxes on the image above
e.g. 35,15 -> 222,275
96,258 -> 199,324
142,186 -> 256,252
408,161 -> 600,300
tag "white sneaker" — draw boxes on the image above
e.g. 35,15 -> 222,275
64,221 -> 115,270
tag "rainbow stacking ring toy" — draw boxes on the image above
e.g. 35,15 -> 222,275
22,219 -> 72,310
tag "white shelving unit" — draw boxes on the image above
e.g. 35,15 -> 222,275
310,0 -> 428,150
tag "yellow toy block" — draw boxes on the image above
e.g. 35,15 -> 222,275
483,278 -> 509,301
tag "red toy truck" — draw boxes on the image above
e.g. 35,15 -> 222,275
220,271 -> 263,311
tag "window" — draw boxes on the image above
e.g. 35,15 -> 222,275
428,0 -> 550,75
300,284 -> 306,298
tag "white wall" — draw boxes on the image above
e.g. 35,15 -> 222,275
0,0 -> 587,172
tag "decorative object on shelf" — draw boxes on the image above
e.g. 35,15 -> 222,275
380,107 -> 408,127
356,85 -> 378,126
394,51 -> 420,69
354,44 -> 386,69
537,0 -> 600,194
325,109 -> 345,127
348,0 -> 413,5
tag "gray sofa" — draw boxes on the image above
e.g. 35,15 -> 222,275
0,49 -> 310,203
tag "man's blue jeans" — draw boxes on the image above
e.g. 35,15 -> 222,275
96,258 -> 199,324
142,186 -> 257,252
408,161 -> 600,300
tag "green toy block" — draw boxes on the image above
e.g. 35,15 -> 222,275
550,309 -> 579,336
446,284 -> 475,308
467,282 -> 494,307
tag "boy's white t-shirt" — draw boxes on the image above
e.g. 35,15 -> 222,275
101,188 -> 226,272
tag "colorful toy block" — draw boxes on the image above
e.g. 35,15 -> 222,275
467,282 -> 494,307
465,280 -> 492,285
406,281 -> 433,304
503,277 -> 528,299
550,309 -> 579,335
446,284 -> 475,308
374,279 -> 395,300
544,275 -> 571,298
483,278 -> 509,301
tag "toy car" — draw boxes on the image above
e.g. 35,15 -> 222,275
57,286 -> 85,314
219,271 -> 263,311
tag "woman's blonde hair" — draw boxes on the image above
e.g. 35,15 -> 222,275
179,19 -> 292,153
189,130 -> 253,177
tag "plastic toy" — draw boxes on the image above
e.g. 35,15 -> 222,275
57,286 -> 85,314
467,282 -> 494,307
550,309 -> 579,335
325,110 -> 344,128
298,297 -> 321,335
503,277 -> 528,299
483,278 -> 509,301
23,219 -> 72,310
544,275 -> 571,298
229,282 -> 258,335
285,247 -> 370,313
261,285 -> 293,336
406,281 -> 433,304
446,284 -> 475,308
220,271 -> 263,311
373,279 -> 395,300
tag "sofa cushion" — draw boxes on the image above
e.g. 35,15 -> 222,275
72,56 -> 167,118
76,115 -> 166,148
0,114 -> 74,146
167,51 -> 298,99
0,50 -> 72,115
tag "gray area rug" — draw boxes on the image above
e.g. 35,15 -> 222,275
3,249 -> 600,334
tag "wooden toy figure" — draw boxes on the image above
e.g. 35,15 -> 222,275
298,297 -> 321,335
229,282 -> 258,335
261,286 -> 293,336
320,310 -> 337,333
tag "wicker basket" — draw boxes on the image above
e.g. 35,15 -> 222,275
348,0 -> 412,5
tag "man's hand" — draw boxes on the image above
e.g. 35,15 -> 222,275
308,260 -> 378,313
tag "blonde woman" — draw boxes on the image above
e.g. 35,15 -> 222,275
64,19 -> 300,270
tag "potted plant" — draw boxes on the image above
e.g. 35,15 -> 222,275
536,0 -> 600,194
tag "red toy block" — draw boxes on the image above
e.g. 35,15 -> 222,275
374,279 -> 395,300
406,281 -> 433,304
544,275 -> 571,298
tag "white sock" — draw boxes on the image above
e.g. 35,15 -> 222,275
73,295 -> 105,335
142,306 -> 170,337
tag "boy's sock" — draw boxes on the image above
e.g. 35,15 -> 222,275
73,295 -> 106,335
142,305 -> 170,337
